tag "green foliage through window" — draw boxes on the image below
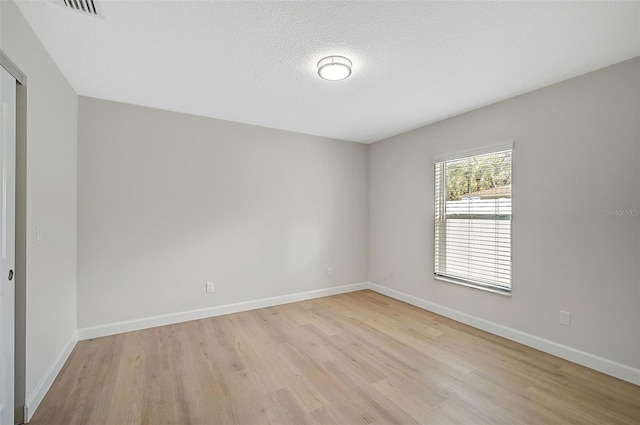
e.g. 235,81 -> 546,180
445,151 -> 512,201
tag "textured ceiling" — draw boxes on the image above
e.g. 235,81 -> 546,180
13,0 -> 640,143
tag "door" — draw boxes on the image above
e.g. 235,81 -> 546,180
0,65 -> 16,425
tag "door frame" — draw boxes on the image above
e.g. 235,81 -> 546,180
0,50 -> 27,425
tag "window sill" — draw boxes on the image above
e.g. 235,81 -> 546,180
434,275 -> 512,297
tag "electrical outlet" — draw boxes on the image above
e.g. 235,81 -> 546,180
559,310 -> 571,326
327,267 -> 333,277
206,282 -> 214,293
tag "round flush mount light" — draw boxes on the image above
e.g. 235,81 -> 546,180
317,56 -> 352,81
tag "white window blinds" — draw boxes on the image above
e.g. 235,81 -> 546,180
434,146 -> 513,293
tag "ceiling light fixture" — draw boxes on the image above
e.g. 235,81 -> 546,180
317,56 -> 352,81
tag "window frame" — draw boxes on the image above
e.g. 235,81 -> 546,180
433,143 -> 514,296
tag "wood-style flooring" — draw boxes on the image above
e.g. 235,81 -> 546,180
29,290 -> 640,424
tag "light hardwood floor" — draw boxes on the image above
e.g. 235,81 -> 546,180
29,290 -> 640,424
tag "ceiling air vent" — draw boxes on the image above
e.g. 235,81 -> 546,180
51,0 -> 102,18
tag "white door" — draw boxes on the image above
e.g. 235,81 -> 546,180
0,65 -> 16,425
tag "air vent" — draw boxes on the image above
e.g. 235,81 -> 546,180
51,0 -> 102,18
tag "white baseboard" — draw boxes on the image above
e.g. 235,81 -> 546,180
368,282 -> 640,386
25,330 -> 78,422
78,282 -> 369,340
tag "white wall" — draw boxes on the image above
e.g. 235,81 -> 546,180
0,0 -> 78,418
77,97 -> 368,329
369,58 -> 640,375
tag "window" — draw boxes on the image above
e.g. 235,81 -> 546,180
434,144 -> 513,294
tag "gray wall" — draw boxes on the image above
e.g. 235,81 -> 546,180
77,97 -> 369,328
369,58 -> 640,370
0,0 -> 78,416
